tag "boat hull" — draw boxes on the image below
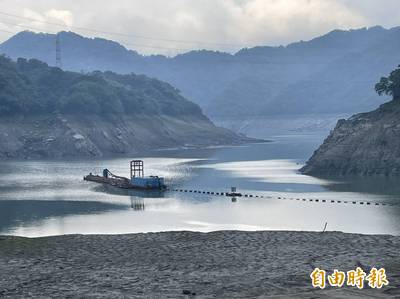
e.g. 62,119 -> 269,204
84,174 -> 166,190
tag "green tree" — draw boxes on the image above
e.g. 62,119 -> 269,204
375,65 -> 400,101
0,55 -> 201,118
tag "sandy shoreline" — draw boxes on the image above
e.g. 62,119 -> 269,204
0,230 -> 399,298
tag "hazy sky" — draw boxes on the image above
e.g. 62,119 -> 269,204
0,0 -> 399,55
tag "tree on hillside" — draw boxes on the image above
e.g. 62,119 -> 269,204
375,65 -> 400,101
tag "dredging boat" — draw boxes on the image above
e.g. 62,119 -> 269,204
84,160 -> 166,190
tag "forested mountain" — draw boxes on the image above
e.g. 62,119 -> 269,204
0,56 -> 203,117
0,56 -> 247,159
1,26 -> 399,118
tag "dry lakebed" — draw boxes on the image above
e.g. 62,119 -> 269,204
0,231 -> 399,298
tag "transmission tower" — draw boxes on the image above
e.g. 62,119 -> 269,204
55,33 -> 62,69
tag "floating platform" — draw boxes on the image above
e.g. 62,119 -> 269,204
84,160 -> 166,190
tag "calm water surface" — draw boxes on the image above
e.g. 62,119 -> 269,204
1,134 -> 399,237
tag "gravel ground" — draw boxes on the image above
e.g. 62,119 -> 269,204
0,231 -> 399,298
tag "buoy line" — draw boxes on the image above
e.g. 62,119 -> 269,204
167,188 -> 397,207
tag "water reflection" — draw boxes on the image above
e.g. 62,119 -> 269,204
0,200 -> 126,235
321,176 -> 400,198
0,135 -> 399,236
130,197 -> 145,211
92,184 -> 165,198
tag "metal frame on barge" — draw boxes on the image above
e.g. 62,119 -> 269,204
84,160 -> 166,190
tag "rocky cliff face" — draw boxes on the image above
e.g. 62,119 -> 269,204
301,100 -> 400,176
0,114 -> 248,160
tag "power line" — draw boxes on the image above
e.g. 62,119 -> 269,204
0,28 -> 14,34
0,10 -> 246,48
2,21 -> 383,68
0,20 -> 197,52
0,19 -> 57,33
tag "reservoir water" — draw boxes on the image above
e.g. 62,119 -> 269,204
1,134 -> 399,237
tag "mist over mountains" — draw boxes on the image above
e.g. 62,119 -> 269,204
1,26 -> 399,118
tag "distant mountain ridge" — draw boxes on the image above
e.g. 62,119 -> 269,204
1,26 -> 399,118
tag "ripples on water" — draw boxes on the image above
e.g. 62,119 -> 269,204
0,135 -> 399,237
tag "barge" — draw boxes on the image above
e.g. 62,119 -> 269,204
84,160 -> 166,190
